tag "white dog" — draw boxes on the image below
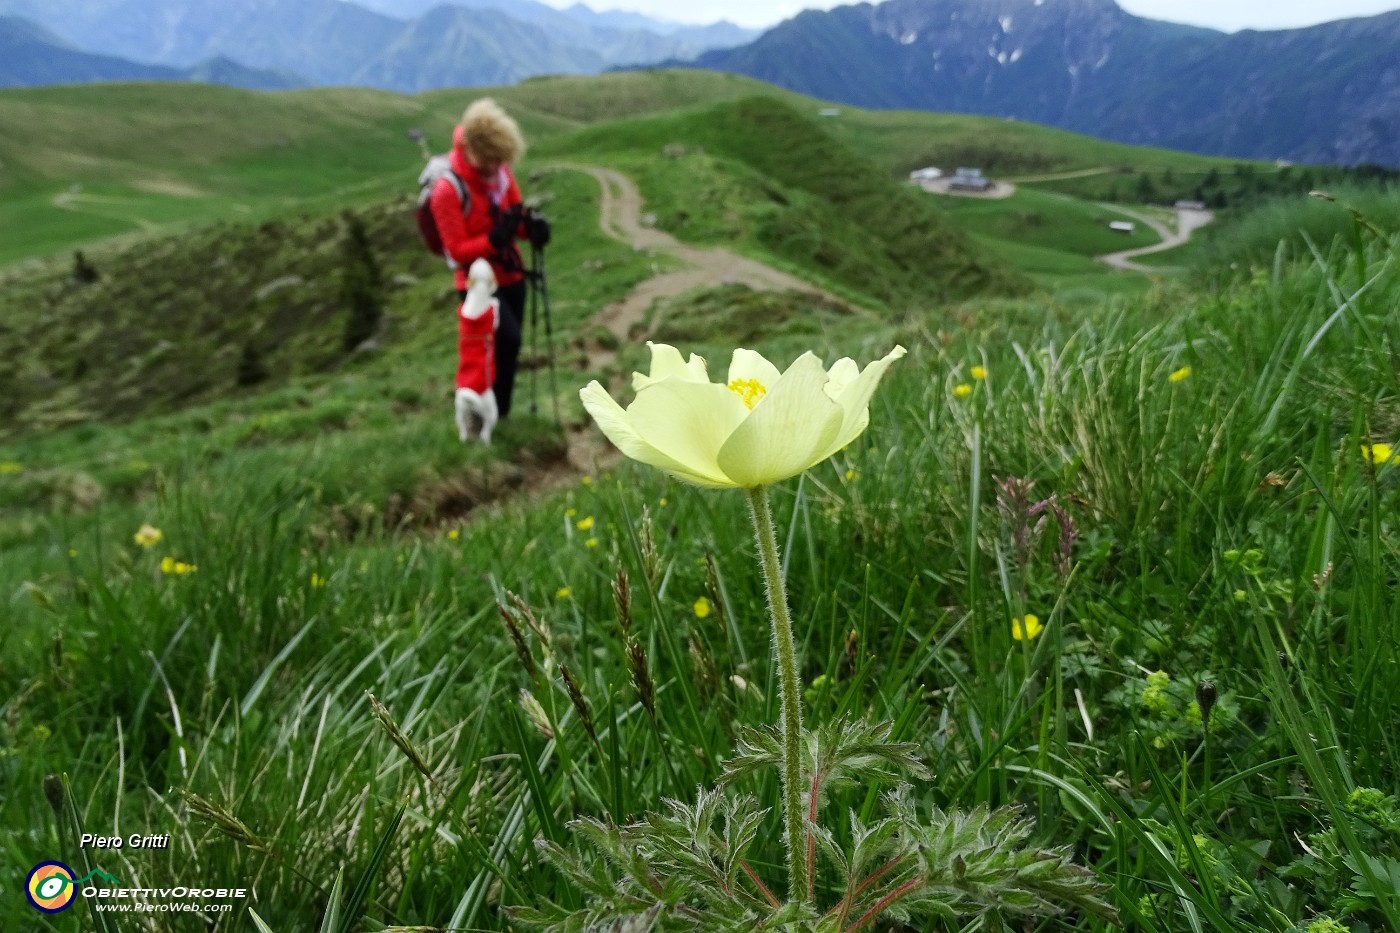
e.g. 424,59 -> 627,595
454,258 -> 500,443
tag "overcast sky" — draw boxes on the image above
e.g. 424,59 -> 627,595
542,0 -> 1398,32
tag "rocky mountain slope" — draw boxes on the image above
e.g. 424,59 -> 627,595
682,0 -> 1400,166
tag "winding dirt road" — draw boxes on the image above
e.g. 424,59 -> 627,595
556,163 -> 863,353
1096,205 -> 1213,272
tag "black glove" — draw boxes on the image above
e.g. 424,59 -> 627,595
525,211 -> 551,249
487,203 -> 523,252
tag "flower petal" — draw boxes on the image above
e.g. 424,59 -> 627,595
581,379 -> 749,488
824,357 -> 860,398
716,352 -> 845,487
726,348 -> 782,388
632,342 -> 709,391
625,379 -> 750,486
826,346 -> 907,453
581,381 -> 731,487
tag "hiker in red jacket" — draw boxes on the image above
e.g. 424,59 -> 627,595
430,98 -> 549,420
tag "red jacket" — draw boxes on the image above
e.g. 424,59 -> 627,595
431,125 -> 525,291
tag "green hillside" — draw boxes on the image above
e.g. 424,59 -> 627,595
534,95 -> 1026,304
0,85 -> 1038,438
0,69 -> 1308,269
6,69 -> 1400,933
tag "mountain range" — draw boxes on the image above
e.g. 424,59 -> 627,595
4,0 -> 1398,167
679,0 -> 1400,167
0,15 -> 302,89
0,0 -> 757,91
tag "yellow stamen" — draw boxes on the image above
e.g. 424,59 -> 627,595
728,378 -> 767,409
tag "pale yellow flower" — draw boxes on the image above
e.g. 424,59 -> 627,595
952,383 -> 972,397
160,556 -> 176,574
970,365 -> 988,380
581,475 -> 593,486
134,523 -> 163,548
310,573 -> 327,588
585,537 -> 599,549
1361,442 -> 1394,464
576,515 -> 595,531
693,596 -> 712,619
447,529 -> 460,540
580,342 -> 906,489
1012,613 -> 1043,641
556,586 -> 571,600
845,469 -> 859,481
1168,366 -> 1191,383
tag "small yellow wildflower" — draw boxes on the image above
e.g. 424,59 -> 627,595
176,562 -> 196,575
1361,442 -> 1395,464
310,573 -> 327,588
1012,613 -> 1043,641
556,586 -> 571,600
952,383 -> 972,397
565,507 -> 578,518
160,556 -> 176,574
970,365 -> 988,380
447,529 -> 460,540
1168,366 -> 1191,383
0,461 -> 22,475
694,596 -> 712,619
659,497 -> 668,507
577,515 -> 595,531
581,475 -> 593,486
134,523 -> 163,548
585,537 -> 599,549
845,469 -> 859,481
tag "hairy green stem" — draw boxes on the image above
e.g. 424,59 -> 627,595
746,484 -> 809,905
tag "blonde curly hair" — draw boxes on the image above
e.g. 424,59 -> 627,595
460,98 -> 526,167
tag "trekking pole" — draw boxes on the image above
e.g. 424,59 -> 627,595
533,243 -> 562,425
527,246 -> 540,416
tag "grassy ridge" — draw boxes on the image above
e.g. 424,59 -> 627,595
0,69 -> 1290,269
538,95 -> 1029,305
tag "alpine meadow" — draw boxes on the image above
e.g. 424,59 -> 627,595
2,65 -> 1400,933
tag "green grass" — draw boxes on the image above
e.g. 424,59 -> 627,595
1191,185 -> 1400,278
8,73 -> 1399,931
5,188 -> 1400,930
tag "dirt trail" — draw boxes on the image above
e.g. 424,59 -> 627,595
557,162 -> 863,361
550,162 -> 865,473
1096,205 -> 1213,272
